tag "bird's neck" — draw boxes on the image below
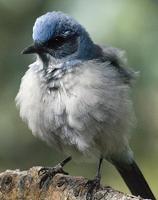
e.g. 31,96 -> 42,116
77,30 -> 103,60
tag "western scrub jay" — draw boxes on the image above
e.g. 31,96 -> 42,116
16,11 -> 155,199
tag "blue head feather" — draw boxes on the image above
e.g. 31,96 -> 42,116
32,11 -> 101,60
33,11 -> 82,43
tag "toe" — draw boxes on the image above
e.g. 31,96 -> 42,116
39,173 -> 52,189
38,167 -> 49,176
38,156 -> 71,189
86,178 -> 101,200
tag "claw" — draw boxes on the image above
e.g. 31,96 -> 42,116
38,168 -> 49,176
39,172 -> 53,188
38,156 -> 72,189
86,177 -> 101,200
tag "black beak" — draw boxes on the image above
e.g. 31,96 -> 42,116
21,44 -> 53,58
21,44 -> 38,54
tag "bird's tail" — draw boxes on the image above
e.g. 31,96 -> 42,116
112,159 -> 156,200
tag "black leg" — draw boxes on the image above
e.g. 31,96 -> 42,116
38,156 -> 72,188
86,157 -> 103,200
96,157 -> 103,179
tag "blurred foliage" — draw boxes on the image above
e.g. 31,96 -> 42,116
0,0 -> 157,197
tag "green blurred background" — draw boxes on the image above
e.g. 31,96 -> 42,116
0,0 -> 157,197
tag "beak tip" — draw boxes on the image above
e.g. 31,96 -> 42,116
21,50 -> 25,55
21,44 -> 36,55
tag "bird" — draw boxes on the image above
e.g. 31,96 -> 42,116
16,11 -> 155,199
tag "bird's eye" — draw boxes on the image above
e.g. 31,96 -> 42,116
55,36 -> 65,42
47,36 -> 67,49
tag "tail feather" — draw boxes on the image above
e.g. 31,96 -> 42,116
113,160 -> 156,200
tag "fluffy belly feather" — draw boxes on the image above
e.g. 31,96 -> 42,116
16,61 -> 135,160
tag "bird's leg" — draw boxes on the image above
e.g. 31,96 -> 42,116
86,157 -> 103,200
38,156 -> 72,188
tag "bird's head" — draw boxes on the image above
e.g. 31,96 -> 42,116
22,11 -> 100,63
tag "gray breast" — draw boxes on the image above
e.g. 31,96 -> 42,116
16,60 -> 135,160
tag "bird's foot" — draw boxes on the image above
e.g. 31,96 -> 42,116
86,175 -> 101,200
38,156 -> 72,188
